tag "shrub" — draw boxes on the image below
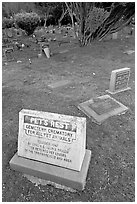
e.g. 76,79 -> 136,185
78,7 -> 110,46
14,12 -> 40,35
87,7 -> 109,35
2,17 -> 15,29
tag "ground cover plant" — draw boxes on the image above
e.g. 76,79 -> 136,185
2,20 -> 135,202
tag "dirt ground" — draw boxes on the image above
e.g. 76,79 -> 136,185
2,28 -> 135,202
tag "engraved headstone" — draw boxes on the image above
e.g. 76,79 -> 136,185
18,109 -> 86,171
10,109 -> 91,190
106,68 -> 131,94
7,29 -> 13,38
78,95 -> 128,124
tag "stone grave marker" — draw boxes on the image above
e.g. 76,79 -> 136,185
7,28 -> 13,38
78,95 -> 128,124
112,32 -> 118,39
106,68 -> 131,94
18,109 -> 86,171
10,109 -> 91,190
4,47 -> 14,61
48,79 -> 72,89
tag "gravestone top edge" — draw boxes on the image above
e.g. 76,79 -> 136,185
20,109 -> 86,122
111,67 -> 130,73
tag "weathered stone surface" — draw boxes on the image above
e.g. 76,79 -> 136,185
106,67 -> 131,94
78,95 -> 128,124
18,109 -> 86,171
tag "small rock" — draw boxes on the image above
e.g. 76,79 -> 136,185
124,50 -> 135,55
17,60 -> 22,63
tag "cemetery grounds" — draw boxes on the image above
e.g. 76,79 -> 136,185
2,26 -> 135,202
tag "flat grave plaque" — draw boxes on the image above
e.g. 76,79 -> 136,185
88,97 -> 121,115
48,80 -> 72,89
78,95 -> 128,124
18,109 -> 86,171
106,68 -> 131,94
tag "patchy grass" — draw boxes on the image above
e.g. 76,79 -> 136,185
2,29 -> 135,202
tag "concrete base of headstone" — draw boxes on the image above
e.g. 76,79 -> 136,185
10,149 -> 91,191
106,87 -> 131,94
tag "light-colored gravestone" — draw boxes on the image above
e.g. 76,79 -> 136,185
78,95 -> 128,124
18,109 -> 86,171
112,32 -> 118,39
10,109 -> 91,190
106,68 -> 131,94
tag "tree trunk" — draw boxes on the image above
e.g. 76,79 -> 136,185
58,9 -> 68,27
65,3 -> 77,39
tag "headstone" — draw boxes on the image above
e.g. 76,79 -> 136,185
43,44 -> 50,58
106,68 -> 131,94
112,32 -> 118,39
7,29 -> 13,38
78,95 -> 128,124
38,42 -> 49,55
2,45 -> 7,57
4,47 -> 14,61
10,109 -> 91,190
18,109 -> 86,171
2,45 -> 7,62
